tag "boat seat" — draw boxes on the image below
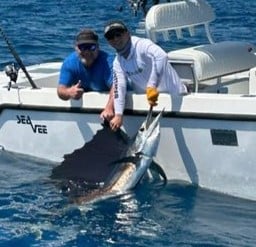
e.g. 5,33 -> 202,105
145,0 -> 256,92
168,41 -> 256,90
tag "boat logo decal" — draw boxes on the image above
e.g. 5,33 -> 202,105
16,115 -> 47,134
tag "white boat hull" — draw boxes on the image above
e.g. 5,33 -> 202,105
0,84 -> 256,201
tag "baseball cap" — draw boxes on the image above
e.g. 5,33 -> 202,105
104,20 -> 128,38
76,29 -> 98,45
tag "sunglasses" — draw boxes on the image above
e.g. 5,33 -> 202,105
105,30 -> 125,41
78,43 -> 97,52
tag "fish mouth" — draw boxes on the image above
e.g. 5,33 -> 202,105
141,108 -> 164,137
132,108 -> 164,155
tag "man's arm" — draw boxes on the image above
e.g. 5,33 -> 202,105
100,85 -> 115,121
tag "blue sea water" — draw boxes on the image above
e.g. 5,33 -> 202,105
0,0 -> 256,246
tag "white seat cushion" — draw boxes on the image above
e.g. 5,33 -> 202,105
168,41 -> 256,81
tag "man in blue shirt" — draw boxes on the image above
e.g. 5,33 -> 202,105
58,28 -> 115,120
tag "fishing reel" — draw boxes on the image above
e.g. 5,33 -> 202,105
4,63 -> 19,90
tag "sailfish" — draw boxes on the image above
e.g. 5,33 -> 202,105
51,109 -> 165,204
73,109 -> 164,204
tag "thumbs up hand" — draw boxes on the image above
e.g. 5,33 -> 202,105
69,80 -> 84,99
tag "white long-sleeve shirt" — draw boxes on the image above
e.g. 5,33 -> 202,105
113,36 -> 187,115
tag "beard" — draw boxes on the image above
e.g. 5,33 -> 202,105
80,57 -> 87,65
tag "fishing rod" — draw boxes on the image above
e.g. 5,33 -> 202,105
0,26 -> 38,89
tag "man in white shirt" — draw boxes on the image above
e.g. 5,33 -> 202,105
102,20 -> 187,131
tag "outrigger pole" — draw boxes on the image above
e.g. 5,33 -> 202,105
0,26 -> 38,89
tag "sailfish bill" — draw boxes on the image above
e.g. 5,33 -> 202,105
73,109 -> 164,204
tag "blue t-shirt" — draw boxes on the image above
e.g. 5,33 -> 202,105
59,50 -> 114,92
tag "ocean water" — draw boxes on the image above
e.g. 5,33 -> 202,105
1,0 -> 256,246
